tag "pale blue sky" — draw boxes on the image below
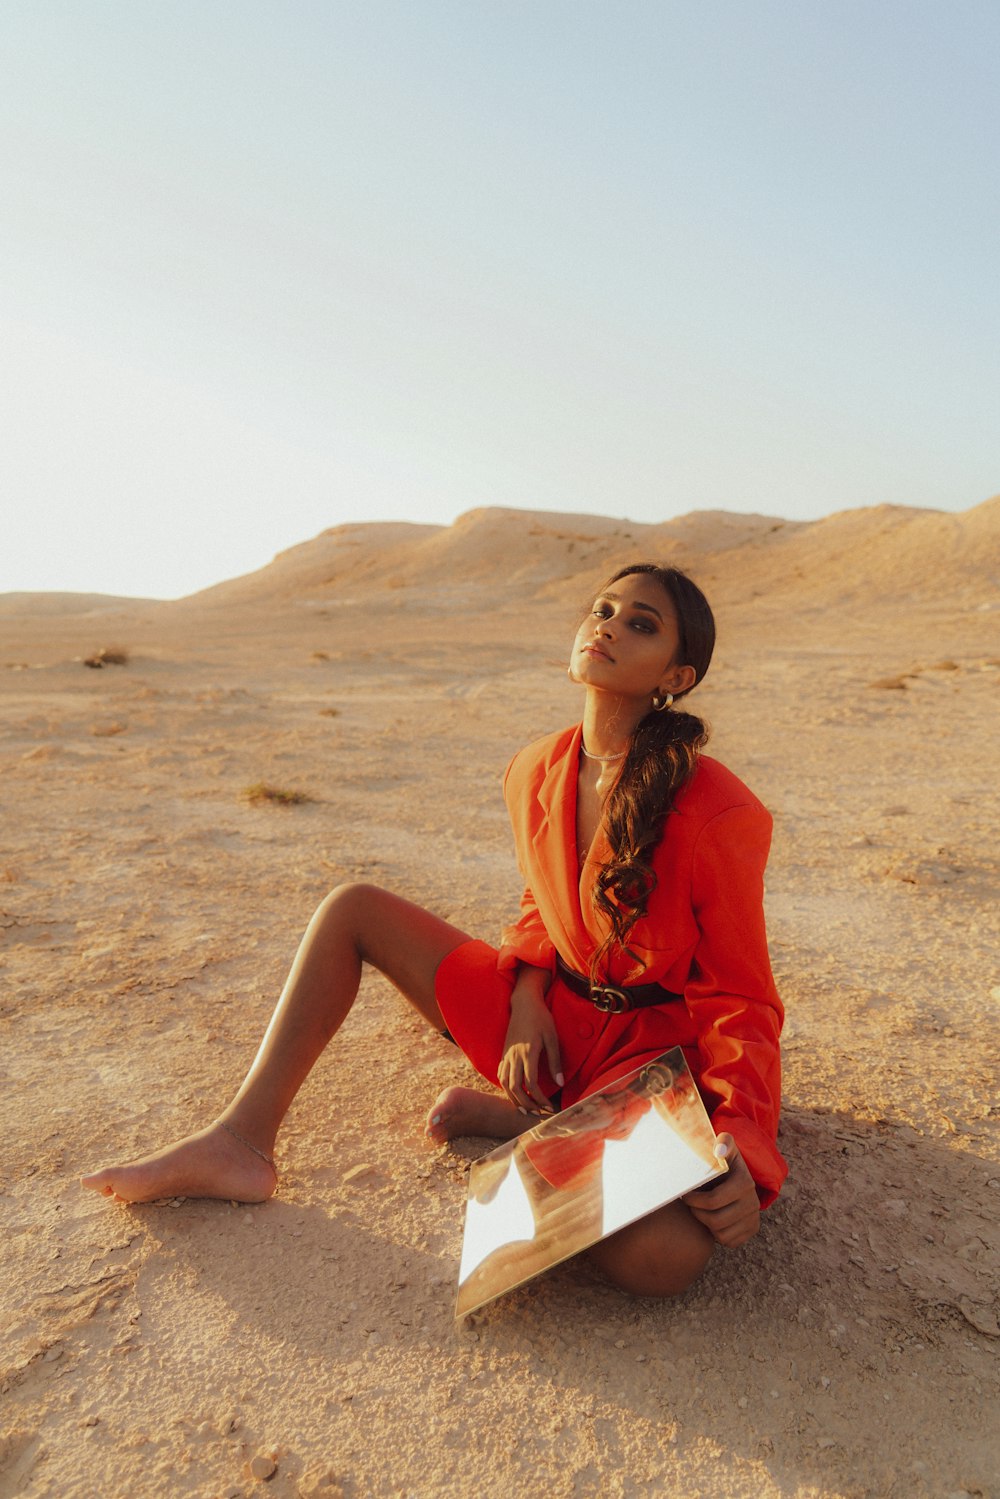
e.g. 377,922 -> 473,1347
2,1 -> 997,599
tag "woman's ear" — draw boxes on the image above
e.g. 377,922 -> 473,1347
660,664 -> 697,697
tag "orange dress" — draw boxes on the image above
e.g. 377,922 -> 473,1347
435,724 -> 787,1206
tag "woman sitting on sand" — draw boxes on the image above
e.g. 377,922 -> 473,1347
84,563 -> 785,1298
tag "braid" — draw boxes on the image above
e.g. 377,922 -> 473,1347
589,706 -> 708,985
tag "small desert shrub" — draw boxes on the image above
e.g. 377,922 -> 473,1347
243,782 -> 314,806
311,650 -> 331,661
83,646 -> 130,669
318,707 -> 340,717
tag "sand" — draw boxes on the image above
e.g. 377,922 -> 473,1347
1,500 -> 998,1499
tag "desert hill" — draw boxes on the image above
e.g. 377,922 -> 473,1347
3,498 -> 996,629
0,590 -> 161,618
179,495 -> 1000,617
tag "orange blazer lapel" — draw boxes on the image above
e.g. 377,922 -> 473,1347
529,724 -> 584,942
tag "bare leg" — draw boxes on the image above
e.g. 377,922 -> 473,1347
586,1198 -> 715,1297
82,884 -> 475,1204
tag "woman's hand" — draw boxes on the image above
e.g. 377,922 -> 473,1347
497,970 -> 564,1116
682,1134 -> 761,1247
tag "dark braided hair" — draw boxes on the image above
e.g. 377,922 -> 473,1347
588,564 -> 715,985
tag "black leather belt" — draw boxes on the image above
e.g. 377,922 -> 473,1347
556,957 -> 682,1014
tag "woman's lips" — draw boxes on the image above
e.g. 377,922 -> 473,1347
582,643 -> 613,661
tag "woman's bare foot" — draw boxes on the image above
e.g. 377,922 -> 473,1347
80,1121 -> 277,1205
425,1086 -> 536,1145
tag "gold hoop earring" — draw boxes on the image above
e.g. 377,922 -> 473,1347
651,692 -> 674,712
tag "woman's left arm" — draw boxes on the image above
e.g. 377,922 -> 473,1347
683,1133 -> 760,1247
684,802 -> 787,1212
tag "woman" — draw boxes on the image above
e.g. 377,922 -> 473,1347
83,564 -> 785,1298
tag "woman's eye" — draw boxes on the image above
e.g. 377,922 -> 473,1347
592,605 -> 611,618
630,619 -> 654,633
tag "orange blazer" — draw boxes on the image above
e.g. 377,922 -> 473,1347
497,724 -> 787,1205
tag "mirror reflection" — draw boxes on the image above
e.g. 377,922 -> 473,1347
456,1048 -> 725,1318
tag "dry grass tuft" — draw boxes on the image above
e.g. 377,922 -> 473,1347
317,707 -> 340,717
243,782 -> 314,807
83,646 -> 130,669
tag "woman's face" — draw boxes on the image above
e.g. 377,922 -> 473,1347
570,572 -> 695,703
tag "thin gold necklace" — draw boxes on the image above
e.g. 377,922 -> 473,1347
581,743 -> 626,762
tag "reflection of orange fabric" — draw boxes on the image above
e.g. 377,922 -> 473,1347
521,1130 -> 605,1190
521,1092 -> 651,1189
435,724 -> 787,1206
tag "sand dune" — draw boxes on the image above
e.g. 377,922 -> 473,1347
5,495 -> 997,623
1,499 -> 998,1498
179,494 -> 1000,615
0,592 -> 162,620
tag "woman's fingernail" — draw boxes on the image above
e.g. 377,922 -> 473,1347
518,1107 -> 527,1116
431,1114 -> 441,1126
714,1141 -> 730,1159
556,1072 -> 565,1086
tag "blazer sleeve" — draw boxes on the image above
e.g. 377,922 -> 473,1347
496,747 -> 559,980
685,802 -> 786,1206
497,885 -> 558,979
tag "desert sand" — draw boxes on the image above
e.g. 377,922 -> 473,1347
1,499 -> 998,1499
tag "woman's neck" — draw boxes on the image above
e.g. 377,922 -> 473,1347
581,692 -> 645,759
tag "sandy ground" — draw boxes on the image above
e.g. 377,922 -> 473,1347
1,501 -> 998,1499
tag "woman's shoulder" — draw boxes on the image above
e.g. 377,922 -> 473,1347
503,724 -> 579,790
676,755 -> 772,826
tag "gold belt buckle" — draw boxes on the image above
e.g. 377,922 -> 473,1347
590,984 -> 630,1014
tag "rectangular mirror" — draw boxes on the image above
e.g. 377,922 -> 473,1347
456,1048 -> 726,1318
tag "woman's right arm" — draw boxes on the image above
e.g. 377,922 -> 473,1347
497,883 -> 557,979
497,962 -> 564,1116
497,746 -> 564,1111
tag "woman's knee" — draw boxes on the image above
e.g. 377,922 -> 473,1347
318,881 -> 385,923
587,1206 -> 714,1299
313,883 -> 389,946
591,1246 -> 711,1299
